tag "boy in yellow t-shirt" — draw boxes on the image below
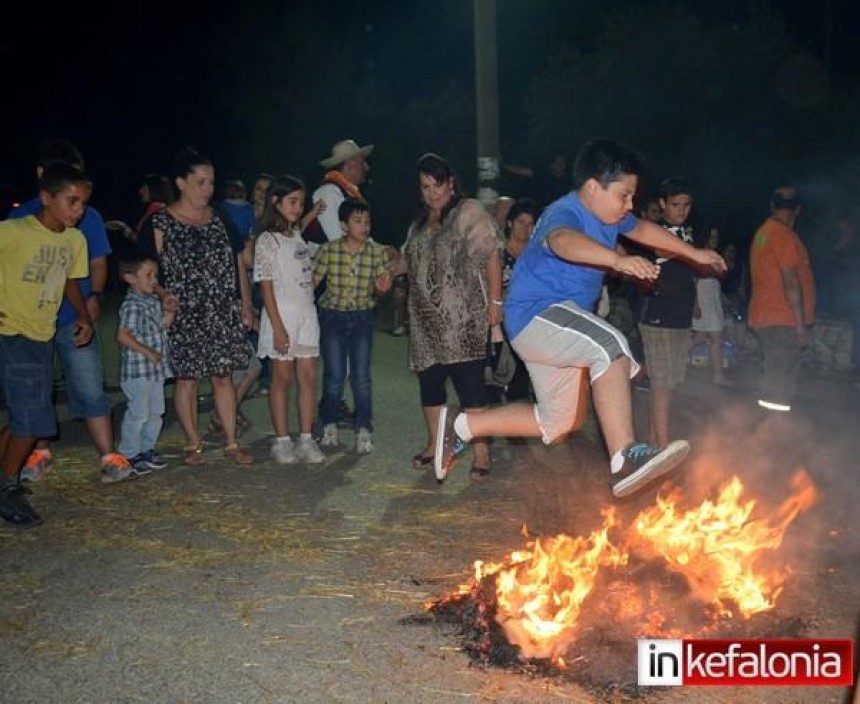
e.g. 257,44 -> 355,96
0,163 -> 93,527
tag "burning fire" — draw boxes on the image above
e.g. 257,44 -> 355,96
629,471 -> 818,619
429,471 -> 818,664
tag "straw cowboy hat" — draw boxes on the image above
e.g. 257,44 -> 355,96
319,139 -> 375,168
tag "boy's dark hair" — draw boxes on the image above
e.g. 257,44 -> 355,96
338,197 -> 370,224
659,176 -> 693,200
415,152 -> 464,228
572,139 -> 645,190
38,163 -> 91,196
36,139 -> 85,170
258,174 -> 306,233
118,254 -> 157,279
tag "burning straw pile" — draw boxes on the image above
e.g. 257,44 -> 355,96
419,471 -> 817,690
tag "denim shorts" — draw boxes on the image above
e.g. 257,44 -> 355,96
0,335 -> 58,438
55,321 -> 112,418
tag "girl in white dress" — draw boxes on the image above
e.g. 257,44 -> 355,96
254,175 -> 325,464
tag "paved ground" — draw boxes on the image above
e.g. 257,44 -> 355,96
2,301 -> 858,703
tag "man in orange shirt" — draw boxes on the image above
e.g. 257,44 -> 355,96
748,186 -> 816,412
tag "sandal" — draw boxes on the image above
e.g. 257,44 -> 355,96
224,443 -> 253,466
412,452 -> 434,470
470,464 -> 491,480
184,442 -> 205,466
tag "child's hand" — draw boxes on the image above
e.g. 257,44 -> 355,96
72,316 -> 94,347
273,328 -> 290,356
146,349 -> 163,365
692,248 -> 727,274
375,271 -> 392,294
161,292 -> 179,314
612,254 -> 660,281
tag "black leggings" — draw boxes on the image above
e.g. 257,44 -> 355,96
417,360 -> 488,408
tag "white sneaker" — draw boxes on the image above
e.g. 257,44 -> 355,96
296,437 -> 325,464
271,436 -> 297,464
320,423 -> 339,447
355,428 -> 373,454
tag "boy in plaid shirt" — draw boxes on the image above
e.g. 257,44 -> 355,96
116,255 -> 174,474
313,199 -> 391,453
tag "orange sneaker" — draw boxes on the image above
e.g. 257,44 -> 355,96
20,448 -> 54,482
100,452 -> 148,483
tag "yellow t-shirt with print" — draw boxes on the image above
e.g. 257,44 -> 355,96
0,215 -> 88,341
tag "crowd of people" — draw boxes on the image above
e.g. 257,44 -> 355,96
0,135 -> 828,528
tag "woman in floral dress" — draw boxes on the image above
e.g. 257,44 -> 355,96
151,147 -> 254,465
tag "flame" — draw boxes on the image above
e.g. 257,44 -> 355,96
491,509 -> 627,660
629,470 -> 818,618
429,471 -> 818,664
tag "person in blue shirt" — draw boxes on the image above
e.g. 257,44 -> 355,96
218,179 -> 257,238
435,139 -> 725,498
6,139 -> 134,482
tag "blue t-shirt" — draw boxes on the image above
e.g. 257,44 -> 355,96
7,198 -> 111,327
219,200 -> 256,238
504,192 -> 637,338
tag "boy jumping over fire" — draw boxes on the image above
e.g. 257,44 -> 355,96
436,139 -> 725,497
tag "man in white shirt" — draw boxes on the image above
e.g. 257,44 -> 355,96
306,139 -> 374,247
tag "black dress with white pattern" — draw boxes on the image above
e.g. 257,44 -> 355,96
152,208 -> 250,379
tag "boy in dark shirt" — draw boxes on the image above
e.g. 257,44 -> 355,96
638,176 -> 697,447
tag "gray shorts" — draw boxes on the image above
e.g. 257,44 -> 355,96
511,302 -> 639,443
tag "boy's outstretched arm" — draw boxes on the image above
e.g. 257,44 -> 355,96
626,220 -> 727,273
548,228 -> 660,280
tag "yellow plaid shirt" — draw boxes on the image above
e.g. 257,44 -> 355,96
314,238 -> 390,311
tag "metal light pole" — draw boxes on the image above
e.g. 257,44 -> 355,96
473,0 -> 500,209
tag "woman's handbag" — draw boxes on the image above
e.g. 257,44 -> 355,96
484,326 -> 516,389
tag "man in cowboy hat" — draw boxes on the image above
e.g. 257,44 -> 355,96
307,139 -> 374,246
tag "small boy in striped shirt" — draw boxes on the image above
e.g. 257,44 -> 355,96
116,255 -> 174,474
313,199 -> 391,453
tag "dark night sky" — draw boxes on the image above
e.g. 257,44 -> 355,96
1,0 -> 857,225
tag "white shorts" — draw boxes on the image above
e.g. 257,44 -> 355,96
511,301 -> 638,443
257,304 -> 319,361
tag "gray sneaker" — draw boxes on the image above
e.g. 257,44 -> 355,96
320,423 -> 338,447
355,428 -> 373,454
610,440 -> 690,498
296,437 -> 325,464
434,405 -> 467,482
271,436 -> 298,464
